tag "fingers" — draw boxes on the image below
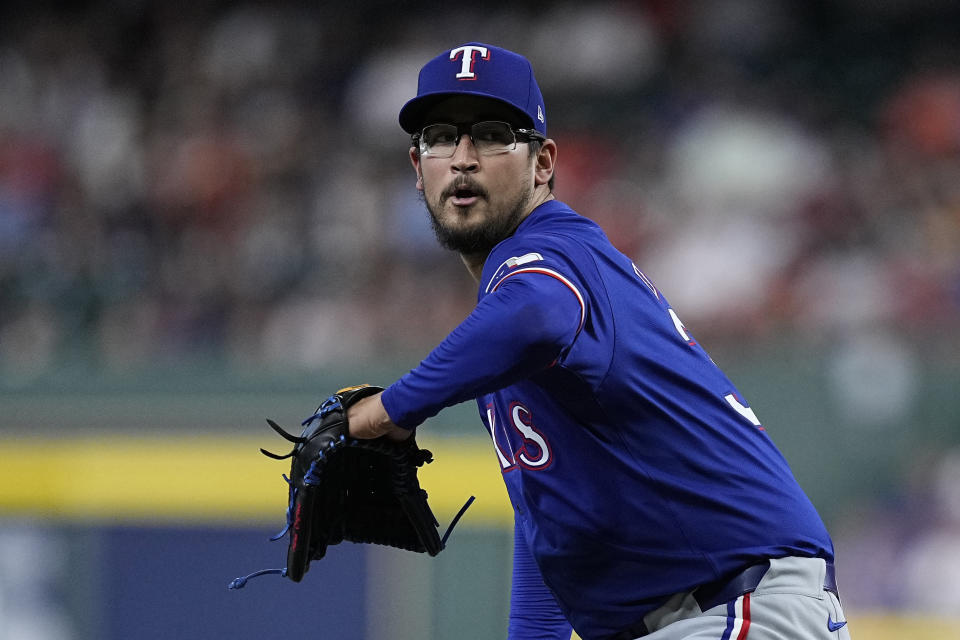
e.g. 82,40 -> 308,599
348,392 -> 410,440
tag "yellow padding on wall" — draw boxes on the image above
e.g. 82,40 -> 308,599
838,613 -> 960,639
0,435 -> 511,526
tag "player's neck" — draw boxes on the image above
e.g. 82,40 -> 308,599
459,191 -> 555,283
460,252 -> 486,282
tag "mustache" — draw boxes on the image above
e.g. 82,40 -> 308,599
440,177 -> 488,201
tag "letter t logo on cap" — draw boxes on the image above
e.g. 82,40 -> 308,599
450,45 -> 490,79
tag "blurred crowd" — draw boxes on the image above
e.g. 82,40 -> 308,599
836,445 -> 960,616
1,0 -> 959,380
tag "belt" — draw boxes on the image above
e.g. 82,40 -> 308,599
693,560 -> 771,612
696,559 -> 840,610
611,559 -> 839,640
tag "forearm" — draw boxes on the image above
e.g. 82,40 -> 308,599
381,275 -> 581,429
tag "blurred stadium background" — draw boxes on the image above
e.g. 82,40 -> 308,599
1,0 -> 959,638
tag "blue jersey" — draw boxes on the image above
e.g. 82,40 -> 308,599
382,200 -> 833,640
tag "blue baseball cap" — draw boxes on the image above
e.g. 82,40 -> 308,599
399,43 -> 547,136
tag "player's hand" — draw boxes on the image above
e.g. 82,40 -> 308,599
346,391 -> 412,441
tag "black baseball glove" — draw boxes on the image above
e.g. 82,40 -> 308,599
229,384 -> 473,589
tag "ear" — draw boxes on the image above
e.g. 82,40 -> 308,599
534,139 -> 557,187
409,146 -> 424,191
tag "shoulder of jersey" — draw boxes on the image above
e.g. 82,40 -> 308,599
484,252 -> 546,294
483,250 -> 588,335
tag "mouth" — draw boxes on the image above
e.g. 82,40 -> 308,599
444,181 -> 485,207
451,188 -> 479,207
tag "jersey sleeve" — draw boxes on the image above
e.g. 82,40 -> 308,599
381,269 -> 584,429
509,515 -> 573,640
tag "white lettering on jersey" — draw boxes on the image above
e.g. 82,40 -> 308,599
487,402 -> 554,471
510,403 -> 552,469
724,393 -> 763,428
450,45 -> 490,79
668,308 -> 696,346
487,405 -> 515,470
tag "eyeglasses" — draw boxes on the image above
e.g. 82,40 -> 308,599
413,121 -> 545,158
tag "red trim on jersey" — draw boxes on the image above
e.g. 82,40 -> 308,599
490,267 -> 586,335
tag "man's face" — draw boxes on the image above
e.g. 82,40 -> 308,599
410,96 -> 540,255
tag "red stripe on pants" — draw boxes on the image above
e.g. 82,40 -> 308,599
736,593 -> 752,640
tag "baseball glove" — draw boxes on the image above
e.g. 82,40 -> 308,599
229,384 -> 473,589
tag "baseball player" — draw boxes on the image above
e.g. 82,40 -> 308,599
347,43 -> 851,640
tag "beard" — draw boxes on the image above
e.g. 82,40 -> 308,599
423,174 -> 534,255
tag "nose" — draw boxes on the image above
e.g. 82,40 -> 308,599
449,135 -> 479,173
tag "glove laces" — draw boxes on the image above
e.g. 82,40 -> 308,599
228,568 -> 287,590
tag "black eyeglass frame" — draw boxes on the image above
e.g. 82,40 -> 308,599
411,120 -> 546,157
